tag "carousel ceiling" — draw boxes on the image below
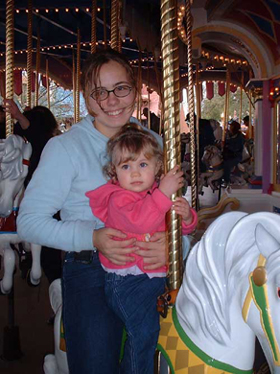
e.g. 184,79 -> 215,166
0,0 -> 278,90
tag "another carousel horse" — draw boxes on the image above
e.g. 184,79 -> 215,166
0,135 -> 41,294
198,145 -> 224,194
158,211 -> 280,373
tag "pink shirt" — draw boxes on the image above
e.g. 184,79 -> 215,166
86,181 -> 197,273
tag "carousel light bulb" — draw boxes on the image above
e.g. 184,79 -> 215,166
65,8 -> 69,12
26,9 -> 28,13
55,8 -> 59,12
75,8 -> 79,12
86,8 -> 90,12
97,7 -> 101,11
16,9 -> 20,13
35,9 -> 39,13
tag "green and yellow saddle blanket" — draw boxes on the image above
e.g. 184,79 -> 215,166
157,307 -> 254,374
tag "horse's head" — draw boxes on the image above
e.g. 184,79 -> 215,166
0,135 -> 32,217
201,145 -> 222,166
242,222 -> 280,372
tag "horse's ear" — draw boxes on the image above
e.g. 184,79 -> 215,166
255,223 -> 280,258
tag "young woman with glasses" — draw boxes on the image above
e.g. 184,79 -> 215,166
17,49 -> 167,374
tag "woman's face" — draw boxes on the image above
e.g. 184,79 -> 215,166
89,61 -> 136,138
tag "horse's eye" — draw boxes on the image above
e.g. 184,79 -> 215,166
278,288 -> 280,298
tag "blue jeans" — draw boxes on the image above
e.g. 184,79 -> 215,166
62,252 -> 124,374
105,273 -> 166,374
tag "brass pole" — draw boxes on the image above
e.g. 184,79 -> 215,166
222,70 -> 230,143
76,28 -> 81,123
46,58 -> 50,109
26,0 -> 33,108
161,0 -> 182,291
5,0 -> 14,137
195,64 -> 200,204
239,72 -> 244,122
35,24 -> 40,106
136,47 -> 142,121
185,0 -> 196,210
103,0 -> 107,48
110,0 -> 119,51
249,89 -> 252,138
147,55 -> 151,130
91,0 -> 97,54
72,50 -> 76,121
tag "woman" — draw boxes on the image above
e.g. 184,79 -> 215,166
17,49 -> 167,374
223,120 -> 245,185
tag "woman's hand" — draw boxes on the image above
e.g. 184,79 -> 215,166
93,228 -> 138,265
135,231 -> 166,270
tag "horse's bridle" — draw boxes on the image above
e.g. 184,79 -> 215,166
242,255 -> 280,366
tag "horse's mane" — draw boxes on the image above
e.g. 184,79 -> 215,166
0,135 -> 26,181
176,211 -> 280,344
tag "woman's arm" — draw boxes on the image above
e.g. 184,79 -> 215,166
3,99 -> 30,130
17,137 -> 94,251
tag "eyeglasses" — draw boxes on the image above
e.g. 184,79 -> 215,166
90,85 -> 133,101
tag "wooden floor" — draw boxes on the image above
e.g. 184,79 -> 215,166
0,266 -> 53,374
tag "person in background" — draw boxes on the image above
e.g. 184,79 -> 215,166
86,124 -> 197,373
185,113 -> 215,172
143,107 -> 161,135
16,49 -> 172,374
3,99 -> 62,285
223,120 -> 245,186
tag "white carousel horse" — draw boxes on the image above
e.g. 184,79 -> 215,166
43,279 -> 69,374
198,145 -> 224,193
0,135 -> 41,294
158,211 -> 280,373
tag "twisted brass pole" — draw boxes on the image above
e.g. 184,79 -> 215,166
72,50 -> 76,121
110,0 -> 119,51
91,0 -> 97,54
161,0 -> 182,291
185,0 -> 196,209
103,0 -> 107,48
46,58 -> 50,109
223,70 -> 230,143
5,0 -> 14,137
35,24 -> 40,106
75,28 -> 81,123
26,0 -> 33,108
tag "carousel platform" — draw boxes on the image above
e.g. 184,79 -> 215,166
0,262 -> 53,374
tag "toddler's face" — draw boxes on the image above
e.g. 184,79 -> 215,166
115,151 -> 160,193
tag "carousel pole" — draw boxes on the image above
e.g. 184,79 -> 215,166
91,0 -> 97,54
5,0 -> 14,136
222,70 -> 230,143
72,50 -> 76,121
195,63 -> 201,205
111,0 -> 120,51
239,72 -> 244,122
147,54 -> 151,130
103,0 -> 107,48
46,57 -> 50,109
26,0 -> 33,108
185,0 -> 197,210
249,89 -> 252,138
35,24 -> 40,106
161,0 -> 182,291
136,46 -> 142,121
75,28 -> 81,123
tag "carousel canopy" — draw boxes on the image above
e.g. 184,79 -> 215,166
0,0 -> 279,90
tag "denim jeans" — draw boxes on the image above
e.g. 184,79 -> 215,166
62,252 -> 124,374
105,273 -> 166,374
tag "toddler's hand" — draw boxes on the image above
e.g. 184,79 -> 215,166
173,197 -> 192,224
159,165 -> 184,198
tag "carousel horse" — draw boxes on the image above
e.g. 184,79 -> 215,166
198,145 -> 224,194
158,210 -> 280,373
0,135 -> 41,294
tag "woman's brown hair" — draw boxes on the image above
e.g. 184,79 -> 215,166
104,123 -> 163,182
81,49 -> 138,116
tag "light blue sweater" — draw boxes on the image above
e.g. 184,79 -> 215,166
17,114 -> 163,252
